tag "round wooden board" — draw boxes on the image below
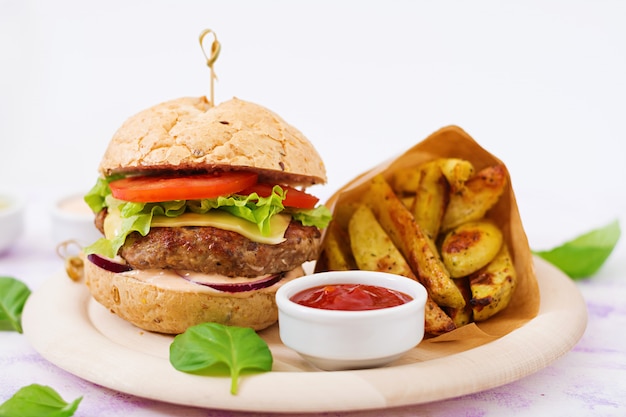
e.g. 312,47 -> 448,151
22,257 -> 587,413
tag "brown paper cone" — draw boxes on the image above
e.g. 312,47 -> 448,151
315,125 -> 539,355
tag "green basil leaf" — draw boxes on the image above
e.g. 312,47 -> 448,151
169,323 -> 273,395
0,277 -> 31,333
0,384 -> 82,417
533,219 -> 621,279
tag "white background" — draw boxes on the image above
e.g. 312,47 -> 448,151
2,2 -> 626,416
2,0 -> 625,250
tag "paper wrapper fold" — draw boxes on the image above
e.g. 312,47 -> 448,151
315,125 -> 539,358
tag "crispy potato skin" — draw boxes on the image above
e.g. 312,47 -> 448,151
424,297 -> 457,335
392,167 -> 423,195
440,220 -> 503,278
441,164 -> 507,231
348,204 -> 455,336
443,277 -> 473,328
365,175 -> 465,309
349,205 -> 412,275
469,243 -> 517,321
437,158 -> 475,193
410,160 -> 449,240
322,221 -> 357,271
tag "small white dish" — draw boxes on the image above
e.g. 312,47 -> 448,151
51,193 -> 101,245
276,270 -> 427,371
0,192 -> 25,254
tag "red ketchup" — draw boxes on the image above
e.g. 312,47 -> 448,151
290,283 -> 412,311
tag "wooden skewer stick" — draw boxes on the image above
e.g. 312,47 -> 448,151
199,29 -> 221,106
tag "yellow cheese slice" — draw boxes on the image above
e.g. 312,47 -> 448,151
104,209 -> 289,245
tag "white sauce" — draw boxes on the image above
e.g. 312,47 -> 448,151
120,267 -> 304,298
58,195 -> 92,215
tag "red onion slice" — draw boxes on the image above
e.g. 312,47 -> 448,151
87,254 -> 133,273
176,271 -> 285,293
87,253 -> 285,292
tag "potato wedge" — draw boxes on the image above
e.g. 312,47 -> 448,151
424,297 -> 457,335
440,220 -> 503,278
331,201 -> 361,231
469,243 -> 517,321
363,175 -> 465,309
348,204 -> 456,335
349,204 -> 414,275
443,277 -> 473,328
411,160 -> 449,239
392,167 -> 422,195
437,158 -> 474,193
320,221 -> 357,271
441,164 -> 507,231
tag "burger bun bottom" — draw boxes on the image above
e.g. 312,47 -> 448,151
84,259 -> 305,334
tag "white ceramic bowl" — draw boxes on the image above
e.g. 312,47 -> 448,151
50,193 -> 101,245
276,270 -> 427,371
0,193 -> 25,254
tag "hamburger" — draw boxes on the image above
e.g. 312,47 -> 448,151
82,96 -> 331,333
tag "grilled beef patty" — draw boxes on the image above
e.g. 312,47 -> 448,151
95,210 -> 321,277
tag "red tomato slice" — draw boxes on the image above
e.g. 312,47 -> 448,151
243,183 -> 319,209
109,172 -> 259,203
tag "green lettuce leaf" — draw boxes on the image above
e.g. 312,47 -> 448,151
204,186 -> 287,235
291,205 -> 333,229
533,219 -> 621,279
84,175 -> 123,213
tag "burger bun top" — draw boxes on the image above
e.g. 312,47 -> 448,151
98,96 -> 327,186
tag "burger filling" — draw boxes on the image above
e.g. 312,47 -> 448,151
93,210 -> 322,277
83,171 -> 332,276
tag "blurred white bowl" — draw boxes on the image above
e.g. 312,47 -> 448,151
51,193 -> 101,246
276,270 -> 427,371
0,193 -> 25,254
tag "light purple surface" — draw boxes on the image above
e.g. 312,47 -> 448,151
1,188 -> 625,416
